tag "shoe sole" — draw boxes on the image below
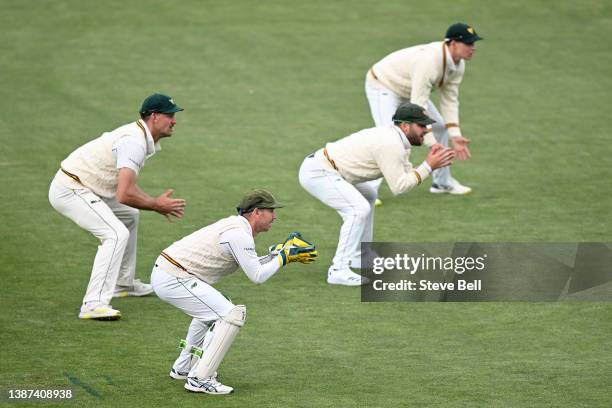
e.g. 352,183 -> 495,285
184,383 -> 233,395
327,278 -> 367,287
112,290 -> 154,298
78,313 -> 121,321
430,188 -> 472,195
429,188 -> 451,194
169,371 -> 188,380
449,190 -> 472,195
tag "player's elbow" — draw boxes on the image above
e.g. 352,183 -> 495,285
388,185 -> 405,196
389,182 -> 416,196
116,190 -> 128,204
250,277 -> 265,285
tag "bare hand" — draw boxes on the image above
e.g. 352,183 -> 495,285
155,189 -> 186,219
451,136 -> 471,160
430,143 -> 444,154
426,147 -> 455,170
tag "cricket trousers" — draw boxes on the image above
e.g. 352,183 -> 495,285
48,173 -> 139,307
151,256 -> 235,374
364,74 -> 452,190
298,153 -> 377,270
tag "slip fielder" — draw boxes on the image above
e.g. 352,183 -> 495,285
365,22 -> 483,199
298,102 -> 454,286
48,93 -> 186,321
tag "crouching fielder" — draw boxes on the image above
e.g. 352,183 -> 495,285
151,189 -> 317,395
299,102 -> 454,286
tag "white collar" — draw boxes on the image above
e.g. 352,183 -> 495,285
443,42 -> 460,73
238,214 -> 254,235
137,119 -> 161,156
392,125 -> 411,149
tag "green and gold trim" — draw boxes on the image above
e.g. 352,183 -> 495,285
161,252 -> 188,272
60,167 -> 82,184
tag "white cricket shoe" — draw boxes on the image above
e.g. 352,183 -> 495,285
170,368 -> 217,381
113,279 -> 154,298
78,303 -> 121,321
429,177 -> 472,195
327,267 -> 371,286
185,377 -> 233,395
169,368 -> 189,380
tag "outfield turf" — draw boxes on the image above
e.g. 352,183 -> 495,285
1,1 -> 611,407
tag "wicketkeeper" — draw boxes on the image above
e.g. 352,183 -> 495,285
151,189 -> 317,395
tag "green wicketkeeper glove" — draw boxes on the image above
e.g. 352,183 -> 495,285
269,232 -> 311,252
270,232 -> 318,266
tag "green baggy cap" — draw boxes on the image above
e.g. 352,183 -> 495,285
237,189 -> 284,215
392,102 -> 436,126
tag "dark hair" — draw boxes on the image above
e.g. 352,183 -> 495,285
140,112 -> 152,120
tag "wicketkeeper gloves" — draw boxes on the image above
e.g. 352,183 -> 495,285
269,232 -> 318,266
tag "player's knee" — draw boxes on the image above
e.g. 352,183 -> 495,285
125,207 -> 140,224
359,189 -> 378,204
353,201 -> 372,220
104,223 -> 130,248
222,305 -> 246,327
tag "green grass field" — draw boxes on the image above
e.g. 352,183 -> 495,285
1,1 -> 611,407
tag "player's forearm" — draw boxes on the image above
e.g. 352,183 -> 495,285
116,184 -> 158,211
238,252 -> 281,284
386,162 -> 432,195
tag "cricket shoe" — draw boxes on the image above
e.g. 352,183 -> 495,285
113,279 -> 154,298
327,267 -> 371,286
430,177 -> 472,195
185,377 -> 233,395
78,303 -> 121,321
170,368 -> 218,381
169,368 -> 189,380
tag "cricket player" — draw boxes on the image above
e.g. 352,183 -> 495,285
151,189 -> 318,395
365,22 -> 483,200
299,102 -> 454,286
48,93 -> 186,321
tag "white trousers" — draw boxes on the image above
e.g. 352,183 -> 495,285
48,176 -> 139,306
151,259 -> 234,374
364,77 -> 452,188
298,156 -> 377,270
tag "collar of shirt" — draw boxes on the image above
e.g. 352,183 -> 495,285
443,43 -> 459,74
138,119 -> 161,156
238,214 -> 254,236
392,125 -> 411,150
